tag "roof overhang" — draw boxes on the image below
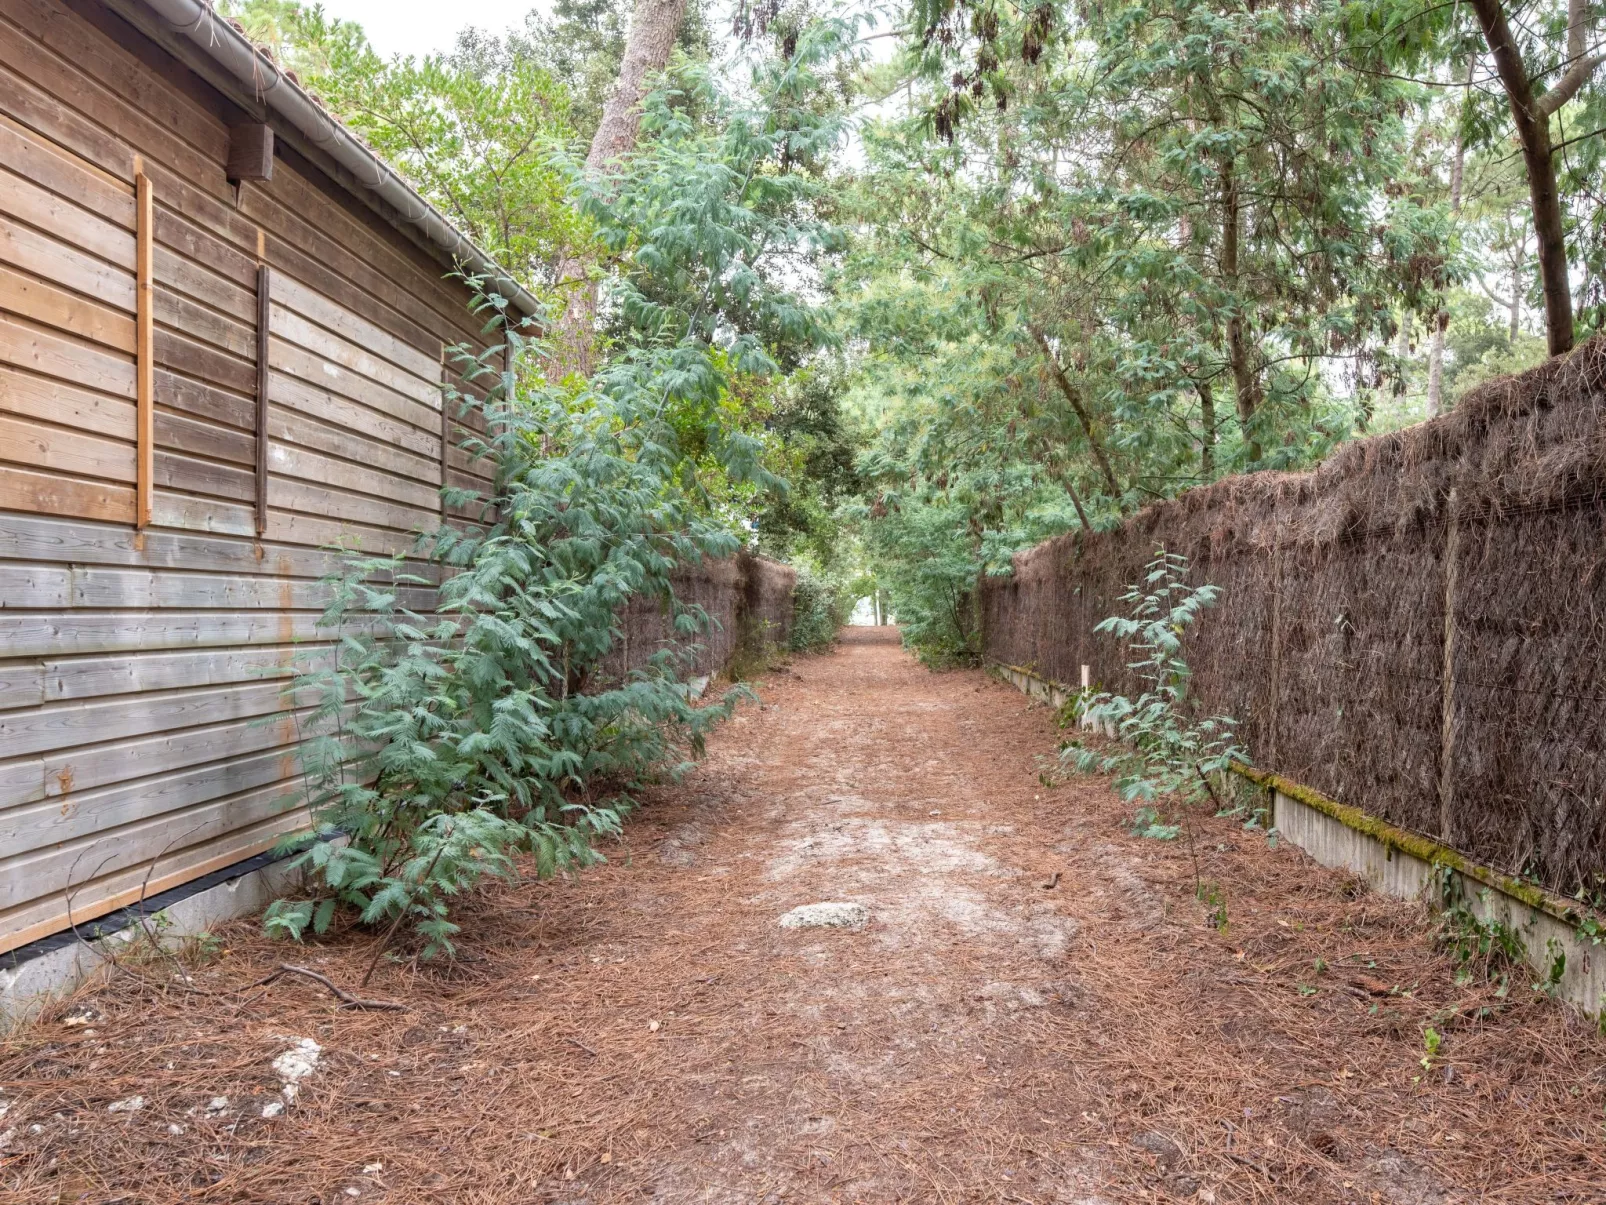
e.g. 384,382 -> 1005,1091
123,0 -> 542,321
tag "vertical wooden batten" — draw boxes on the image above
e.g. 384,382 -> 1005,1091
255,231 -> 271,535
134,162 -> 154,529
439,342 -> 449,516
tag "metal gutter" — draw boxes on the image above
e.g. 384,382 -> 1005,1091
136,0 -> 541,319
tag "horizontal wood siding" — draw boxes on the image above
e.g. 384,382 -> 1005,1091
0,0 -> 499,953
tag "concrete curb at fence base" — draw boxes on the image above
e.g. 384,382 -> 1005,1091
990,661 -> 1606,1018
0,850 -> 307,1032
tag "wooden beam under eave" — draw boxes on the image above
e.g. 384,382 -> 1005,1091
135,168 -> 154,529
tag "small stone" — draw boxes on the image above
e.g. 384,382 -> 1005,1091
0,1128 -> 15,1149
206,1096 -> 229,1114
344,1188 -> 361,1197
778,902 -> 870,930
272,1038 -> 322,1086
261,1101 -> 284,1119
107,1096 -> 145,1113
167,1123 -> 187,1135
362,1162 -> 383,1174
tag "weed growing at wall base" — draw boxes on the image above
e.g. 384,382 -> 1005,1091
1059,551 -> 1247,825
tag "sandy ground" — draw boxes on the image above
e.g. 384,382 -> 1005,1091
3,627 -> 1605,1204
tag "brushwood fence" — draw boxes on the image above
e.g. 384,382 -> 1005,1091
983,336 -> 1606,894
607,552 -> 797,683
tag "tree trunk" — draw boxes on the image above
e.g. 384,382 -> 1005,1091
1510,236 -> 1524,340
1221,159 -> 1261,459
1027,324 -> 1122,500
1196,379 -> 1216,477
586,0 -> 691,172
1471,0 -> 1576,356
548,0 -> 690,381
1426,65 -> 1470,418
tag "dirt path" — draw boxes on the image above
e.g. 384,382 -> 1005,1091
4,629 -> 1605,1204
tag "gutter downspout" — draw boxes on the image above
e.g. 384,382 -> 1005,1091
137,0 -> 541,320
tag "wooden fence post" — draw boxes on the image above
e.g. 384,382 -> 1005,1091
1439,487 -> 1460,843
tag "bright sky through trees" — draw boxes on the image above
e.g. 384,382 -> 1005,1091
321,0 -> 551,58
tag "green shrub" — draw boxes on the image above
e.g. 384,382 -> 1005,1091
789,568 -> 846,652
266,345 -> 750,961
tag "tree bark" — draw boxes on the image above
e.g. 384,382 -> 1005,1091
1427,63 -> 1471,417
1221,158 -> 1262,459
548,0 -> 690,381
1196,378 -> 1216,477
1027,324 -> 1122,500
1471,0 -> 1581,356
1510,236 -> 1524,340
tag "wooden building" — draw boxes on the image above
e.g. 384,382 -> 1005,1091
0,0 -> 539,955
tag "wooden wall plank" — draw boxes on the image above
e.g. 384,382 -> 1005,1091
0,665 -> 45,712
0,808 -> 305,954
0,679 -> 288,761
0,564 -> 71,607
0,365 -> 133,440
0,413 -> 134,480
153,449 -> 254,502
12,706 -> 313,806
0,7 -> 222,193
268,475 -> 442,535
159,368 -> 252,432
0,610 -> 330,658
1,747 -> 301,851
268,338 -> 438,435
0,263 -> 134,352
157,408 -> 253,464
0,112 -> 132,228
148,491 -> 255,537
269,303 -> 439,406
0,513 -> 380,578
0,464 -> 133,521
0,163 -> 135,272
270,440 -> 442,512
43,644 -> 319,702
270,270 -> 440,382
66,567 -> 433,611
0,789 -> 307,914
0,314 -> 134,398
268,373 -> 441,460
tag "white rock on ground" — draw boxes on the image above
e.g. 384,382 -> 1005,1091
106,1096 -> 144,1113
778,902 -> 870,930
271,1037 -> 322,1096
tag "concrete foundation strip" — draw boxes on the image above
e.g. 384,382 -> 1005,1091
990,660 -> 1606,1018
